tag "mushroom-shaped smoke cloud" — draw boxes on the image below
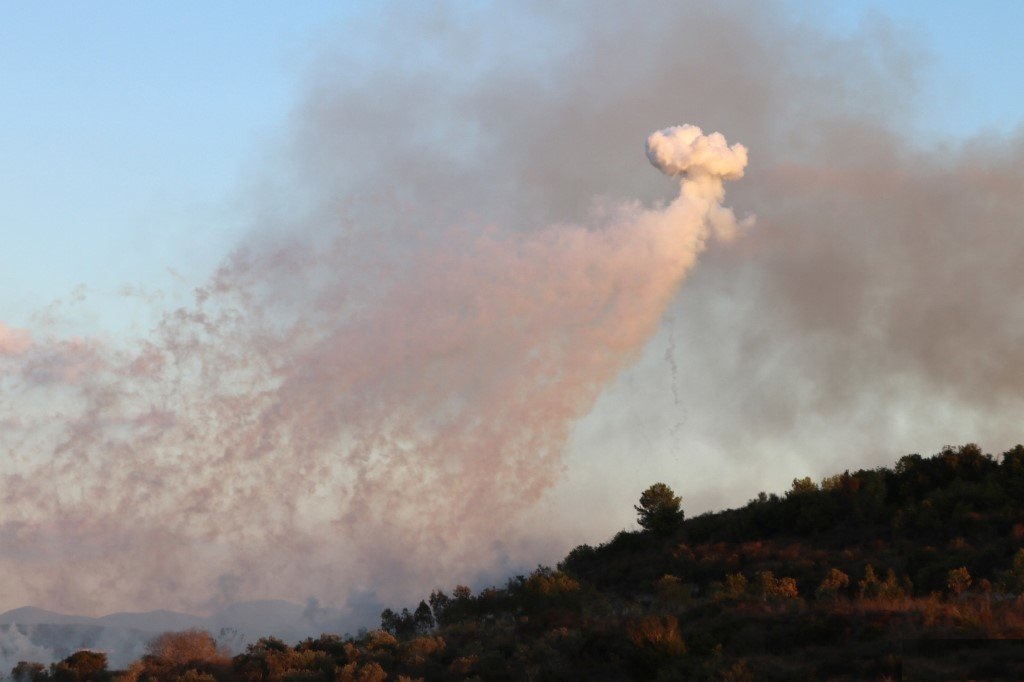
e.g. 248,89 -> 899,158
646,125 -> 753,243
646,125 -> 748,180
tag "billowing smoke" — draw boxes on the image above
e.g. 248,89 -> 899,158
646,126 -> 748,180
3,0 -> 1024,620
0,123 -> 747,616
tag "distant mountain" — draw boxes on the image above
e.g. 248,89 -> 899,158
210,599 -> 351,642
95,609 -> 207,632
0,607 -> 95,626
0,623 -> 151,672
211,599 -> 304,630
0,599 -> 363,672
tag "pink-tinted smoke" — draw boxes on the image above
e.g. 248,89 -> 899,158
0,323 -> 31,357
0,126 -> 749,615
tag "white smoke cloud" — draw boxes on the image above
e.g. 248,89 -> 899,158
646,125 -> 748,180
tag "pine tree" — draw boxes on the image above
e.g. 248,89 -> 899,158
635,483 -> 684,535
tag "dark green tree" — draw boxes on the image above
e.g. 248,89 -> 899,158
428,589 -> 451,624
413,600 -> 435,634
635,483 -> 684,535
379,608 -> 402,636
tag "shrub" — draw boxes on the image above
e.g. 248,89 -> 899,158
656,574 -> 692,605
752,571 -> 799,602
338,661 -> 387,682
50,651 -> 109,682
11,662 -> 47,682
815,568 -> 851,602
714,572 -> 749,602
175,671 -> 217,682
999,549 -> 1024,594
147,629 -> 225,667
858,565 -> 906,602
627,615 -> 686,656
948,566 -> 972,597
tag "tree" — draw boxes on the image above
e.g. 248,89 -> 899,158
428,589 -> 451,624
626,615 -> 686,656
413,601 -> 435,634
11,662 -> 47,682
752,571 -> 799,602
49,651 -> 108,682
948,566 -> 972,598
788,476 -> 818,496
715,572 -> 748,601
999,548 -> 1024,594
379,608 -> 407,637
635,483 -> 684,535
815,568 -> 850,601
858,564 -> 881,599
858,565 -> 906,602
146,629 -> 224,667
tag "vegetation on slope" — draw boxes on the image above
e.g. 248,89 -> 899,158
13,443 -> 1024,681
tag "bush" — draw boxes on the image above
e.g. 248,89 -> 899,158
815,568 -> 851,602
752,571 -> 799,602
714,573 -> 749,602
49,651 -> 109,682
999,549 -> 1024,594
147,629 -> 225,667
11,662 -> 47,682
947,566 -> 972,597
627,615 -> 686,656
858,565 -> 906,602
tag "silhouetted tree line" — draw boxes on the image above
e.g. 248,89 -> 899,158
681,443 -> 1024,544
15,444 -> 1024,680
12,652 -> 110,682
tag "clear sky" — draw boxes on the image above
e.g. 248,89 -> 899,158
807,1 -> 1024,136
1,1 -> 1023,620
1,2 -> 353,327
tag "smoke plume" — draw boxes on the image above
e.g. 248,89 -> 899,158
0,121 -> 747,615
3,0 -> 1024,619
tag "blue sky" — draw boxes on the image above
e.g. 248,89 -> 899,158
809,1 -> 1024,136
0,2 -> 353,327
1,2 -> 1021,331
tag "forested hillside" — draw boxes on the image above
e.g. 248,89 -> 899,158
15,444 -> 1024,681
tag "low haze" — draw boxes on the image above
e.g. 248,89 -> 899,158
1,0 -> 1022,629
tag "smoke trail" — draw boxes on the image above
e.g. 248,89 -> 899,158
0,126 -> 748,615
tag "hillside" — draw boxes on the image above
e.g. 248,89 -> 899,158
13,443 -> 1024,681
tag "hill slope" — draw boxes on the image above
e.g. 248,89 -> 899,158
13,443 -> 1024,680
